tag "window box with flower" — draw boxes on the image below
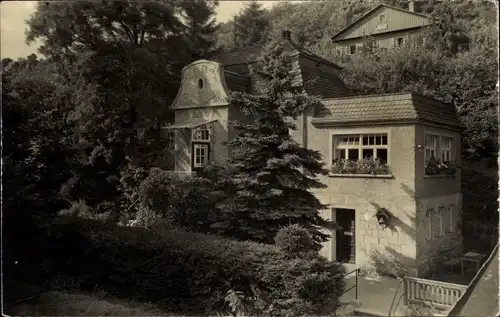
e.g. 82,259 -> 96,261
330,157 -> 392,178
425,157 -> 457,176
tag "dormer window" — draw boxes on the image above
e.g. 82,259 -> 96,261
192,127 -> 210,141
379,14 -> 386,22
198,78 -> 203,89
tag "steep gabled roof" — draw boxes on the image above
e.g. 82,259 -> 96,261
313,92 -> 464,130
216,40 -> 343,70
331,4 -> 432,42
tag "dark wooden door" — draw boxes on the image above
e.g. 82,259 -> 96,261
336,208 -> 356,264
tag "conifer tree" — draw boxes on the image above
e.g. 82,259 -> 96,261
180,0 -> 221,60
211,41 -> 334,249
234,0 -> 270,48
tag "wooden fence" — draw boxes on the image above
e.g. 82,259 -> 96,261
404,276 -> 467,309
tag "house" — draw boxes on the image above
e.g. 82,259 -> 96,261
331,1 -> 433,54
165,32 -> 464,277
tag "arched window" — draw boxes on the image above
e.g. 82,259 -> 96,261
198,78 -> 203,89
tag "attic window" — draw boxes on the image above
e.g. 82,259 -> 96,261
198,78 -> 203,89
379,14 -> 386,22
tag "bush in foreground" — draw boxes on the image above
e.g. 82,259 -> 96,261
134,168 -> 217,232
274,224 -> 315,255
44,218 -> 345,315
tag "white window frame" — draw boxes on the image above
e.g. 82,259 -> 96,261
440,136 -> 453,163
424,134 -> 438,162
191,126 -> 210,142
379,14 -> 386,22
395,37 -> 405,47
193,143 -> 209,168
426,208 -> 433,240
333,133 -> 389,164
437,207 -> 444,236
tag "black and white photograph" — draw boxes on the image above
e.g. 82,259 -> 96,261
1,0 -> 499,315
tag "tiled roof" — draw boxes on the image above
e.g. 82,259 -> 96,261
313,92 -> 464,129
224,70 -> 251,92
216,44 -> 266,66
216,41 -> 342,70
217,39 -> 346,97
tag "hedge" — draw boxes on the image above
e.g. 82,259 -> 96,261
43,217 -> 345,315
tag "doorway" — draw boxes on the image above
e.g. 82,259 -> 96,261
336,208 -> 356,264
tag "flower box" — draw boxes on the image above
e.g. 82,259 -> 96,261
331,158 -> 391,175
425,159 -> 457,176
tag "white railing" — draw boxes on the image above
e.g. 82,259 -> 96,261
404,276 -> 467,309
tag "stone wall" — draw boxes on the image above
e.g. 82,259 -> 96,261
415,193 -> 464,277
317,194 -> 418,277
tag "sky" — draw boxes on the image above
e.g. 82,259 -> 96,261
0,1 -> 281,59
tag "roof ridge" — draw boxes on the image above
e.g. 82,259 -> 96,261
223,70 -> 250,78
321,92 -> 412,101
222,43 -> 265,54
411,92 -> 454,107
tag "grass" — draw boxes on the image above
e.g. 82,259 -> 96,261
4,291 -> 176,316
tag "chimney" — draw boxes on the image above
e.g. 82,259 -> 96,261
408,0 -> 415,12
282,30 -> 291,41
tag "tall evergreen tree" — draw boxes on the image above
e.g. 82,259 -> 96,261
211,41 -> 334,249
180,0 -> 221,60
234,0 -> 270,48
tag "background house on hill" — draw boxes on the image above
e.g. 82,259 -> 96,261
165,32 -> 464,277
331,1 -> 432,54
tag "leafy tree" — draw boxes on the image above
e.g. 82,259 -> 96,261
24,0 -> 219,215
180,0 -> 221,60
262,0 -> 374,51
25,1 -> 184,57
2,58 -> 76,215
2,57 -> 82,283
211,41 -> 334,248
234,0 -> 270,48
2,57 -> 14,69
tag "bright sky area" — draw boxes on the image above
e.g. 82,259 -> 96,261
0,1 -> 282,59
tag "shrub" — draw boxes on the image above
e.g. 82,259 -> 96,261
58,199 -> 112,221
134,168 -> 218,231
43,218 -> 345,316
274,224 -> 315,255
